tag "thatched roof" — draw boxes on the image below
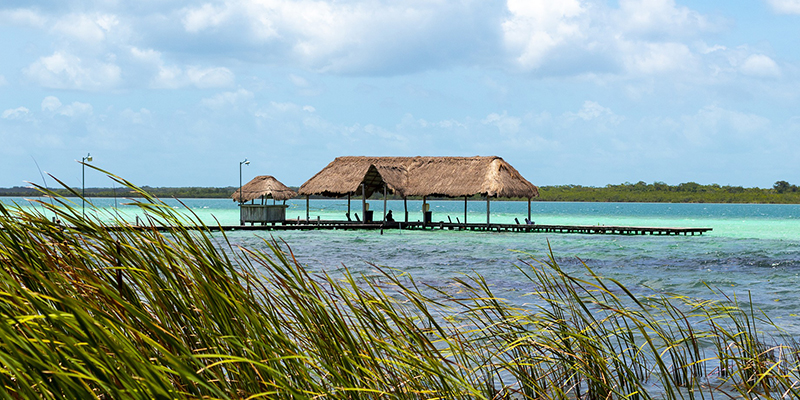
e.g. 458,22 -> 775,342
299,156 -> 539,199
232,175 -> 297,203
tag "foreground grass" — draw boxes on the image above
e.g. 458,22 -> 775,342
1,174 -> 799,399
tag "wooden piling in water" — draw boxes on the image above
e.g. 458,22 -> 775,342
486,195 -> 490,225
361,183 -> 366,223
464,196 -> 468,225
404,197 -> 408,222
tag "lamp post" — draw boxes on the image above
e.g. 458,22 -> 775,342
81,153 -> 92,217
239,158 -> 249,203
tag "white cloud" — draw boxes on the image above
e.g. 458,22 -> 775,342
699,43 -> 727,54
289,74 -> 311,88
177,0 -> 501,74
266,1 -> 447,72
0,0 -> 766,91
182,3 -> 230,33
130,44 -> 229,88
51,13 -> 119,44
564,101 -> 624,125
153,65 -> 182,88
1,107 -> 31,120
24,51 -> 121,90
288,74 -> 324,96
577,101 -> 611,120
502,0 -> 586,69
0,8 -> 47,27
398,114 -> 468,131
3,0 -> 730,84
616,0 -> 713,38
765,0 -> 800,14
694,44 -> 790,85
500,0 -> 721,80
153,64 -> 234,89
482,111 -> 522,133
130,47 -> 162,64
624,42 -> 696,74
363,123 -> 407,143
433,119 -> 468,129
201,88 -> 254,109
130,46 -> 235,88
60,102 -> 93,118
120,108 -> 152,125
187,66 -> 235,88
41,96 -> 93,117
4,10 -> 132,92
258,101 -> 302,116
740,54 -> 781,78
681,105 -> 771,146
41,96 -> 62,113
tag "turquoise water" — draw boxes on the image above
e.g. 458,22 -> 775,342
4,197 -> 800,336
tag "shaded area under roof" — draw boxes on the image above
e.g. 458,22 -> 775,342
232,175 -> 297,203
299,156 -> 538,199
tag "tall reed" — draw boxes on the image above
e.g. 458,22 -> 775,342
0,169 -> 797,399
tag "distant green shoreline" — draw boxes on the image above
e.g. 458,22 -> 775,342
536,181 -> 800,204
3,180 -> 800,204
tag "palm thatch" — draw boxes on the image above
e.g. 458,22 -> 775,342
232,175 -> 297,203
299,156 -> 538,199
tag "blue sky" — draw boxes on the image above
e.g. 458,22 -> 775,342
1,0 -> 799,189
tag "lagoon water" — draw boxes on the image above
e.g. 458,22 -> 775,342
4,196 -> 800,337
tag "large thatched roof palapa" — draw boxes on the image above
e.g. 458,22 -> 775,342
298,157 -> 410,198
232,175 -> 297,203
299,156 -> 538,199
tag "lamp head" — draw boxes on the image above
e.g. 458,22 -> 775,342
245,160 -> 250,165
86,155 -> 92,162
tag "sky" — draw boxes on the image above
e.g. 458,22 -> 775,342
1,0 -> 799,189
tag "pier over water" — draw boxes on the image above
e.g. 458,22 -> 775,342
113,220 -> 712,236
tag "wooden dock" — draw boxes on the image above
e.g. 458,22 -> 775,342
120,220 -> 712,236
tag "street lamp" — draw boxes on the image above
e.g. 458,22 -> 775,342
81,153 -> 92,217
239,158 -> 250,204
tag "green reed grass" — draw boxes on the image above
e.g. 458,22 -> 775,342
0,168 -> 798,399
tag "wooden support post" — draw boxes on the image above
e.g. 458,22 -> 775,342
383,185 -> 387,221
464,195 -> 468,225
361,183 -> 366,223
306,195 -> 310,222
486,195 -> 490,225
422,196 -> 427,227
404,197 -> 408,222
527,197 -> 531,223
347,193 -> 351,219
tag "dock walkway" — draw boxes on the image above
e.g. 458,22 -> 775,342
126,220 -> 711,236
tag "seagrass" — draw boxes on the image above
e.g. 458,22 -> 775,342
298,156 -> 539,198
231,175 -> 297,203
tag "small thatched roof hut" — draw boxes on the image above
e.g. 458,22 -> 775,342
232,175 -> 297,203
299,156 -> 538,199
